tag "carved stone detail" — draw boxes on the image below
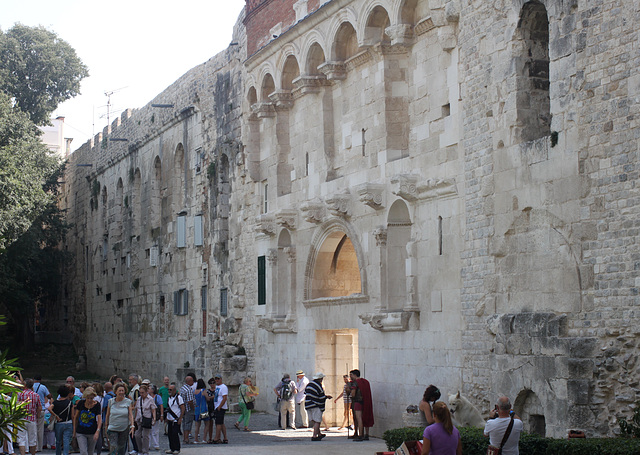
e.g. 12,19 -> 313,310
385,24 -> 415,46
258,316 -> 297,333
266,248 -> 278,264
373,227 -> 387,246
268,90 -> 293,110
284,246 -> 296,263
292,75 -> 330,97
255,214 -> 276,236
300,200 -> 326,224
359,310 -> 420,332
392,174 -> 458,201
326,193 -> 351,218
318,61 -> 347,81
345,49 -> 374,70
275,209 -> 297,230
391,174 -> 419,201
414,17 -> 436,36
252,102 -> 275,118
356,183 -> 385,210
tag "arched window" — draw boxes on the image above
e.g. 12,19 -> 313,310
333,22 -> 359,61
516,1 -> 550,142
281,55 -> 300,91
386,200 -> 412,311
311,231 -> 362,299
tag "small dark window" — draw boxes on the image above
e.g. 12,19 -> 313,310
174,289 -> 188,315
201,286 -> 207,311
220,288 -> 228,317
258,256 -> 266,305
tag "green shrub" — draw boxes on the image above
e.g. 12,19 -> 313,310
619,402 -> 640,438
382,426 -> 640,455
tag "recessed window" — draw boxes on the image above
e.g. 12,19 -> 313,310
174,288 -> 188,315
220,288 -> 228,317
258,256 -> 266,305
177,215 -> 186,248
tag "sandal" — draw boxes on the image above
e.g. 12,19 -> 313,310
212,440 -> 221,444
234,422 -> 240,430
222,440 -> 228,444
244,427 -> 250,432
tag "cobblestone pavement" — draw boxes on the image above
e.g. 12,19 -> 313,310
42,412 -> 389,455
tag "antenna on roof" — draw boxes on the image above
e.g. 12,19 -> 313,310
104,87 -> 128,126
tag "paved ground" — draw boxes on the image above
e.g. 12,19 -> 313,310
42,412 -> 389,455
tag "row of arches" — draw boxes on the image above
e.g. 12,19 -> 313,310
247,0 -> 431,104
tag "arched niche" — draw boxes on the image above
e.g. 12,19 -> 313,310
261,73 -> 275,101
332,22 -> 359,61
247,86 -> 258,108
173,144 -> 185,212
387,199 -> 412,311
281,55 -> 300,91
151,156 -> 162,228
306,42 -> 326,75
399,0 -> 431,26
115,178 -> 124,240
304,219 -> 368,304
133,168 -> 141,236
515,1 -> 550,142
364,5 -> 391,45
275,229 -> 295,316
514,389 -> 546,436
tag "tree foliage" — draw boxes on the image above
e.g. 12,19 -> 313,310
0,92 -> 62,251
0,317 -> 29,442
0,24 -> 88,125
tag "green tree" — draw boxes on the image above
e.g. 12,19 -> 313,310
0,24 -> 88,125
0,92 -> 61,250
0,316 -> 29,442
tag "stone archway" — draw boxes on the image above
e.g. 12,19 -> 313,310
514,389 -> 546,436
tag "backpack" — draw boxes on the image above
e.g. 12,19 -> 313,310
280,380 -> 294,400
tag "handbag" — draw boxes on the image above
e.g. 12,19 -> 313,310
47,418 -> 56,431
487,414 -> 515,455
140,398 -> 153,429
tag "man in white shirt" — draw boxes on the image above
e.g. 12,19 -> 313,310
212,375 -> 228,444
32,375 -> 51,452
295,370 -> 309,428
165,385 -> 184,455
484,396 -> 524,455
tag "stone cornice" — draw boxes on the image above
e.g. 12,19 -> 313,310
300,200 -> 326,224
391,174 -> 458,201
345,48 -> 374,70
359,310 -> 420,332
292,75 -> 330,97
415,17 -> 435,36
275,209 -> 297,230
252,102 -> 275,118
254,214 -> 277,237
318,61 -> 347,81
356,183 -> 385,210
326,193 -> 351,218
269,90 -> 294,110
303,294 -> 369,308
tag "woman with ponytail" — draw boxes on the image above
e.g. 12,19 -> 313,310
421,401 -> 461,455
419,385 -> 441,425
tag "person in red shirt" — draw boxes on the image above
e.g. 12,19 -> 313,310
18,379 -> 42,455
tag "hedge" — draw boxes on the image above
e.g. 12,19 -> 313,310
382,426 -> 640,455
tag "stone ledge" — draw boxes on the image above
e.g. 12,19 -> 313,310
359,310 -> 420,331
257,316 -> 297,333
303,294 -> 369,308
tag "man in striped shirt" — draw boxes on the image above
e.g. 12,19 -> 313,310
304,373 -> 332,442
18,379 -> 42,455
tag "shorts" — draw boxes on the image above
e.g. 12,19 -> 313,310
18,420 -> 37,447
182,410 -> 194,431
213,409 -> 226,425
307,407 -> 323,424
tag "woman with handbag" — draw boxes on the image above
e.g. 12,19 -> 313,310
421,402 -> 462,455
133,385 -> 156,455
73,387 -> 102,455
192,379 -> 208,443
104,383 -> 134,455
234,377 -> 257,432
49,385 -> 75,455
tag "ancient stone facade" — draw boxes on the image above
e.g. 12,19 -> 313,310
61,0 -> 639,438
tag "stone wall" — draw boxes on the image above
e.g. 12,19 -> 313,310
60,0 -> 640,439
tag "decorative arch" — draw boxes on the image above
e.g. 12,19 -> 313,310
280,55 -> 300,90
260,73 -> 276,101
299,29 -> 328,73
398,0 -> 431,25
246,86 -> 258,108
274,229 -> 296,317
332,21 -> 360,61
362,4 -> 391,45
304,219 -> 368,302
305,42 -> 327,75
173,144 -> 185,212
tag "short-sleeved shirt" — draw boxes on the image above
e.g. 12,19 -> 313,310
238,384 -> 254,404
135,396 -> 157,422
295,377 -> 309,404
180,384 -> 195,411
33,383 -> 50,407
107,397 -> 132,432
75,400 -> 101,435
166,395 -> 184,422
484,417 -> 524,455
423,422 -> 460,455
214,384 -> 228,410
18,389 -> 40,421
158,386 -> 170,408
52,399 -> 74,422
304,381 -> 327,411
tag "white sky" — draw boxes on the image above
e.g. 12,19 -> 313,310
1,0 -> 246,149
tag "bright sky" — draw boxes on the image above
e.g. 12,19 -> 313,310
1,0 -> 246,149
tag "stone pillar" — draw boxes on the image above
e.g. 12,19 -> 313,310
373,227 -> 388,311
